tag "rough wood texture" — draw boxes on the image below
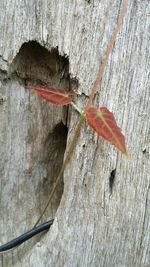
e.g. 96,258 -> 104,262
0,0 -> 149,266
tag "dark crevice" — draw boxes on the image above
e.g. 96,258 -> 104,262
0,69 -> 8,81
10,41 -> 70,88
142,148 -> 146,154
7,40 -> 78,229
142,148 -> 149,159
0,97 -> 5,105
41,122 -> 68,208
9,41 -> 77,220
109,169 -> 116,195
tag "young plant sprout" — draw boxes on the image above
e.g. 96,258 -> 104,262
27,85 -> 128,156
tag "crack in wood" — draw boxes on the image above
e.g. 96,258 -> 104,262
109,169 -> 116,195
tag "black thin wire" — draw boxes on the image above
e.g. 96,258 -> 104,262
0,219 -> 54,254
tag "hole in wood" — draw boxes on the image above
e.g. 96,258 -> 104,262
10,41 -> 71,87
109,169 -> 116,195
8,41 -> 78,227
40,121 -> 68,218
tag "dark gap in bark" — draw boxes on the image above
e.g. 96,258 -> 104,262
109,169 -> 116,195
85,0 -> 95,6
10,41 -> 71,88
8,41 -> 78,232
142,148 -> 146,154
85,0 -> 91,4
41,121 -> 68,218
142,148 -> 149,159
0,96 -> 4,105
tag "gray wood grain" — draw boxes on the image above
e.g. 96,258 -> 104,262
0,0 -> 149,266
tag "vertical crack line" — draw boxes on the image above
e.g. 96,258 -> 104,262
109,169 -> 116,195
139,181 -> 150,248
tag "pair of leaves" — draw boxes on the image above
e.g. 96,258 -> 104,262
27,85 -> 128,156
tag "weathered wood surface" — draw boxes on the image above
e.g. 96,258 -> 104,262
0,0 -> 149,266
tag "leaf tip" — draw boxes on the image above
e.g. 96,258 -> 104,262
123,148 -> 129,157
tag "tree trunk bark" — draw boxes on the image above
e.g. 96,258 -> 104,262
0,0 -> 149,266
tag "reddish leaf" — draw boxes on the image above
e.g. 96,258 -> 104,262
86,107 -> 128,155
27,86 -> 76,106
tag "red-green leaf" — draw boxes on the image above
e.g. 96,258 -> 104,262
27,86 -> 76,106
86,107 -> 128,156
